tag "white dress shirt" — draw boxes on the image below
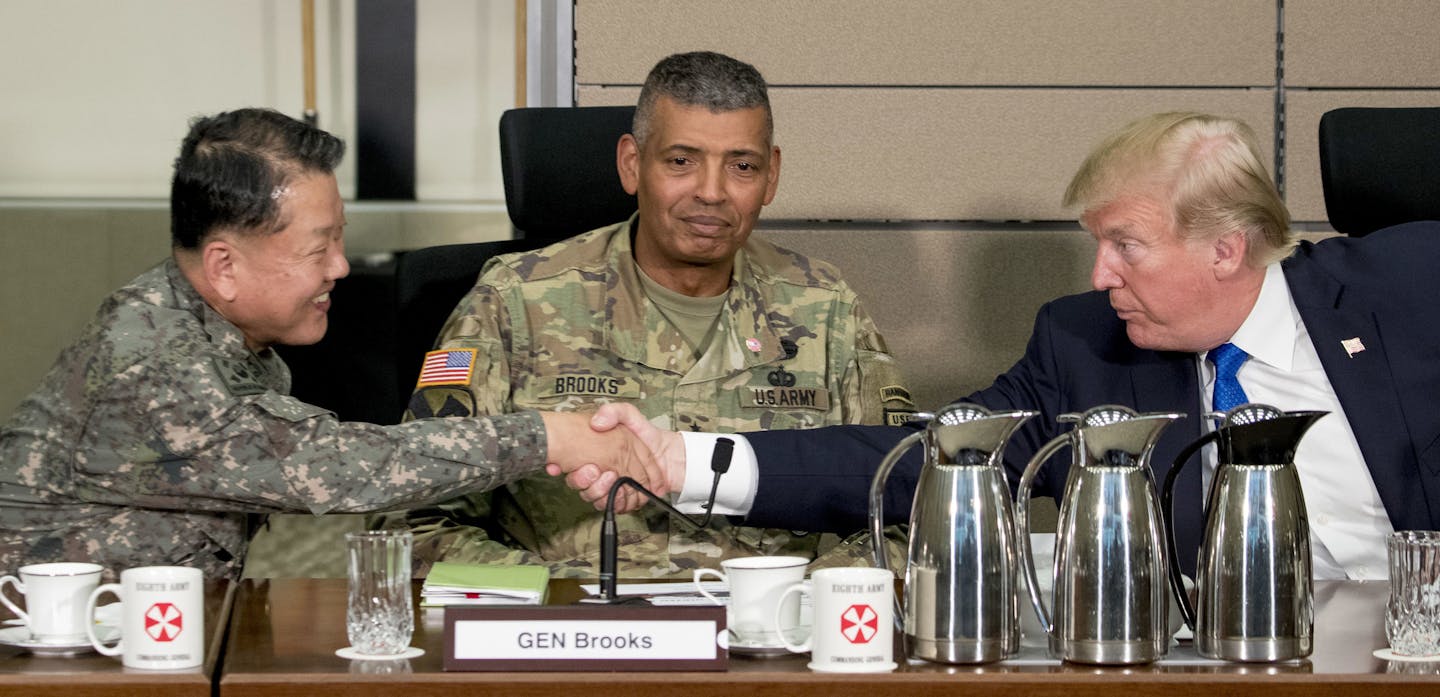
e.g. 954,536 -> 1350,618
673,431 -> 758,516
679,263 -> 1394,579
1201,264 -> 1391,580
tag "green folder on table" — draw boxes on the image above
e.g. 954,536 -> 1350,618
420,562 -> 550,606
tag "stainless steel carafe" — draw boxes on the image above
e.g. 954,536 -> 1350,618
1016,405 -> 1183,665
1162,403 -> 1326,662
868,403 -> 1036,664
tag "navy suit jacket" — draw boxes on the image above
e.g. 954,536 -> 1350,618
743,222 -> 1440,575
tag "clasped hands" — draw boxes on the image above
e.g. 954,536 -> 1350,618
539,405 -> 684,513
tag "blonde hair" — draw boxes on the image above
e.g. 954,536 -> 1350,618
1064,112 -> 1295,267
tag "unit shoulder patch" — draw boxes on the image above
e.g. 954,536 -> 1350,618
212,357 -> 268,397
880,384 -> 915,405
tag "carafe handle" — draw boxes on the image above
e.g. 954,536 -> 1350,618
1015,432 -> 1071,637
869,429 -> 924,629
1161,430 -> 1217,633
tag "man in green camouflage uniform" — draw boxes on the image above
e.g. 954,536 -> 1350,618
0,109 -> 658,580
402,52 -> 914,578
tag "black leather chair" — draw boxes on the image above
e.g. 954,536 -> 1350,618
391,106 -> 642,408
391,239 -> 535,402
498,105 -> 637,245
282,106 -> 640,424
276,256 -> 402,425
1319,106 -> 1440,236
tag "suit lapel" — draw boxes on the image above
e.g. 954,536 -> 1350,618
1285,261 -> 1415,527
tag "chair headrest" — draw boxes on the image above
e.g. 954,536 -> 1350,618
499,106 -> 638,246
1319,107 -> 1440,236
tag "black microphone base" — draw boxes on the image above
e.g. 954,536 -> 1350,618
576,594 -> 652,606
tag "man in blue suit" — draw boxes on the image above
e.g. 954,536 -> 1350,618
568,112 -> 1440,580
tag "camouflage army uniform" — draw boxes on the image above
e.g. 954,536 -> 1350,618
0,260 -> 547,580
403,215 -> 914,578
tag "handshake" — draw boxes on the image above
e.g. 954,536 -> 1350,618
538,404 -> 686,514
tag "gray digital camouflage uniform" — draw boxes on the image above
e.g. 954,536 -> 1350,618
0,260 -> 548,580
401,216 -> 915,578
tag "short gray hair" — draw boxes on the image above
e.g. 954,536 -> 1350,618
632,51 -> 772,148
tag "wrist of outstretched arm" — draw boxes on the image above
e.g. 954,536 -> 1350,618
673,432 -> 758,516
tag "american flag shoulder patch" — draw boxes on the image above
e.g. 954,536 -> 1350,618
416,348 -> 476,387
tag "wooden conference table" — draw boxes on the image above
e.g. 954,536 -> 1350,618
218,578 -> 1440,697
0,578 -> 232,697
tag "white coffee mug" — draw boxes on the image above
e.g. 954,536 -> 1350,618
694,555 -> 807,647
0,562 -> 104,643
86,566 -> 204,670
776,566 -> 895,672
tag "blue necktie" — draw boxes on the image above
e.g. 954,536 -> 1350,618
1208,342 -> 1250,412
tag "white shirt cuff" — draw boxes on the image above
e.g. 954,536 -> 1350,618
674,432 -> 758,516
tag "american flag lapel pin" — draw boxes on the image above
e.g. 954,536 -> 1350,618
1341,337 -> 1366,358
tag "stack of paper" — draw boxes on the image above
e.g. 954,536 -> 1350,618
420,562 -> 550,607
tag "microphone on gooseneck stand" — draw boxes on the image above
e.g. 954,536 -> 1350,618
595,438 -> 740,603
597,476 -> 702,603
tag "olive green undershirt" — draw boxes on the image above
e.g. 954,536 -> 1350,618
636,266 -> 728,358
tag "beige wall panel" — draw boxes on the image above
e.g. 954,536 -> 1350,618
760,226 -> 1095,411
576,0 -> 1274,87
762,226 -> 1338,412
1284,90 -> 1440,223
1287,1 -> 1440,87
0,210 -> 117,419
582,86 -> 1275,222
398,209 -> 511,250
104,210 -> 173,287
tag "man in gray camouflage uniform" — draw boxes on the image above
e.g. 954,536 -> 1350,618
401,52 -> 914,578
0,108 -> 659,581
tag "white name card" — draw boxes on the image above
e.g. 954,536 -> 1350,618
443,605 -> 727,671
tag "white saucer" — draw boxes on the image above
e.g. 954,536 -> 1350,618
336,646 -> 425,661
725,627 -> 812,657
807,660 -> 897,673
0,624 -> 119,657
728,637 -> 793,657
1374,647 -> 1440,663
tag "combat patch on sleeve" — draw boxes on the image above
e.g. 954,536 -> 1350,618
416,349 -> 476,387
212,357 -> 268,397
407,386 -> 478,419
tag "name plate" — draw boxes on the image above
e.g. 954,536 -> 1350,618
442,604 -> 728,671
